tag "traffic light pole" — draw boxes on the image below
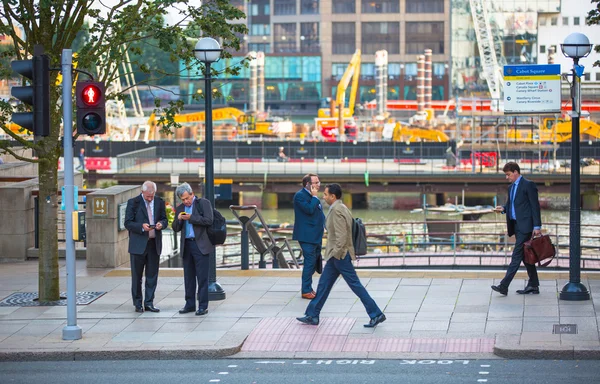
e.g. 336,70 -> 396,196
61,49 -> 82,340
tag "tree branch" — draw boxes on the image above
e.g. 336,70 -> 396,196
0,145 -> 39,163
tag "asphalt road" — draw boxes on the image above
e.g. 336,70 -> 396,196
2,359 -> 600,384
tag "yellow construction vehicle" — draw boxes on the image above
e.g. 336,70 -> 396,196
392,123 -> 450,142
506,117 -> 600,143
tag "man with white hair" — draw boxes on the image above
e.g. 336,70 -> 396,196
125,181 -> 168,313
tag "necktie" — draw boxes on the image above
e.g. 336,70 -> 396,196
146,202 -> 155,239
511,183 -> 517,220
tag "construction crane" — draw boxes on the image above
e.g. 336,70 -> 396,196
469,0 -> 503,101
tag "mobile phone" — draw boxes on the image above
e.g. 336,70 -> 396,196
148,224 -> 156,229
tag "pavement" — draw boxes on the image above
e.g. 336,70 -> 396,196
2,260 -> 600,361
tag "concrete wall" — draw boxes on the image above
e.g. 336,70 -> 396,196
86,185 -> 140,268
0,166 -> 82,262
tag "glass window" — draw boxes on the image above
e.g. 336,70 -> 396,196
433,63 -> 446,78
332,63 -> 347,80
540,45 -> 546,54
248,43 -> 271,53
361,22 -> 400,54
584,73 -> 590,81
333,0 -> 355,13
539,17 -> 546,26
388,63 -> 401,78
596,72 -> 600,81
274,23 -> 297,53
550,17 -> 557,26
574,17 -> 580,25
562,17 -> 568,26
265,57 -> 284,78
361,63 -> 375,79
388,86 -> 399,100
406,0 -> 443,13
250,24 -> 271,35
301,0 -> 319,14
284,57 -> 301,79
405,22 -> 444,54
332,22 -> 355,54
302,57 -> 321,82
404,85 -> 416,100
405,63 -> 417,77
361,0 -> 399,13
265,83 -> 282,101
301,22 -> 320,53
274,0 -> 296,15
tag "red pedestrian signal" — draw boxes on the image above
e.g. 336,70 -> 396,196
76,81 -> 105,135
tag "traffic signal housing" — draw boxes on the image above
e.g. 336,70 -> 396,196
76,81 -> 105,135
10,55 -> 50,136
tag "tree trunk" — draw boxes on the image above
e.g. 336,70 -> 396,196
37,83 -> 62,302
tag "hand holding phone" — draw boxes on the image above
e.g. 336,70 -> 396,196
148,224 -> 156,229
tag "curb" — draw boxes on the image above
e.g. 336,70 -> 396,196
494,343 -> 600,360
0,344 -> 243,362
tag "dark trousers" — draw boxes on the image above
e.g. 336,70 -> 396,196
500,221 -> 539,288
300,242 -> 321,294
183,239 -> 209,311
130,240 -> 159,307
306,253 -> 382,320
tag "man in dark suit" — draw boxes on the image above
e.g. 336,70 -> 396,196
293,173 -> 325,299
125,181 -> 168,313
172,182 -> 214,316
297,184 -> 386,328
492,162 -> 542,295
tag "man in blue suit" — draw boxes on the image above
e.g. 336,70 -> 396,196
293,173 -> 325,299
492,162 -> 542,295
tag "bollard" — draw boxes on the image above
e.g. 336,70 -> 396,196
239,217 -> 250,270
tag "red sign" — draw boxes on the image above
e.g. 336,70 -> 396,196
81,84 -> 101,106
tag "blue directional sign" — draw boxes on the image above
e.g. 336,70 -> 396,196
503,64 -> 562,114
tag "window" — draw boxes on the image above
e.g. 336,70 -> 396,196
405,22 -> 444,54
361,0 -> 399,13
230,0 -> 245,12
388,63 -> 401,78
539,17 -> 547,26
361,63 -> 375,79
333,0 -> 355,13
550,17 -> 557,26
406,0 -> 443,13
274,0 -> 296,15
332,22 -> 355,54
301,0 -> 319,14
574,17 -> 580,25
584,73 -> 590,81
596,72 -> 600,81
433,63 -> 446,78
405,63 -> 417,78
273,23 -> 297,52
251,0 -> 270,16
361,22 -> 400,54
540,45 -> 546,54
300,22 -> 320,53
562,17 -> 568,26
249,43 -> 271,53
251,24 -> 271,35
332,63 -> 347,80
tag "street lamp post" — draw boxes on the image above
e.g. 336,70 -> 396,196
559,32 -> 592,301
194,37 -> 226,301
170,173 -> 179,254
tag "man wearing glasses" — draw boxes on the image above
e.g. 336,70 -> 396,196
293,173 -> 326,299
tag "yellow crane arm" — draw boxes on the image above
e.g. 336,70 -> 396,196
335,50 -> 361,117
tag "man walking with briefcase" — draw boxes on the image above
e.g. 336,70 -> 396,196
492,162 -> 542,295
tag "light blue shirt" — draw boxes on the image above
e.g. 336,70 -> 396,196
185,197 -> 195,239
510,176 -> 521,220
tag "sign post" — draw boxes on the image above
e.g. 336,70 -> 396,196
503,64 -> 561,114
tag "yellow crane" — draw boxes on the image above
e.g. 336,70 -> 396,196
506,117 -> 600,143
317,50 -> 361,134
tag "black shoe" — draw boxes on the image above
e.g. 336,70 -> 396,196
195,308 -> 209,316
135,306 -> 144,313
364,313 -> 386,328
179,307 -> 195,314
491,285 -> 508,296
516,286 -> 540,295
144,305 -> 160,313
296,315 -> 319,325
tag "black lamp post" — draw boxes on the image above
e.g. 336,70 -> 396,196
194,37 -> 226,301
559,32 -> 592,301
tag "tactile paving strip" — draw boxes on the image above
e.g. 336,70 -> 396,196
0,291 -> 106,307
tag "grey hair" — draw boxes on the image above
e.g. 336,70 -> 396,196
176,182 -> 193,198
142,181 -> 156,192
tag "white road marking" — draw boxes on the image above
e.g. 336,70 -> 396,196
477,380 -> 488,383
480,365 -> 490,367
255,361 -> 286,364
209,380 -> 220,383
218,372 -> 229,375
479,372 -> 489,375
228,365 -> 238,368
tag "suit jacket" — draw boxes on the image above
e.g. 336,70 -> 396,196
324,200 -> 356,261
503,176 -> 542,237
172,196 -> 214,256
292,188 -> 325,244
124,195 -> 168,255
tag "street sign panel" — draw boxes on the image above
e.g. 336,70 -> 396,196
503,64 -> 561,114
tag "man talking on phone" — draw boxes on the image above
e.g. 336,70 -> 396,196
293,173 -> 325,299
125,181 -> 168,313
